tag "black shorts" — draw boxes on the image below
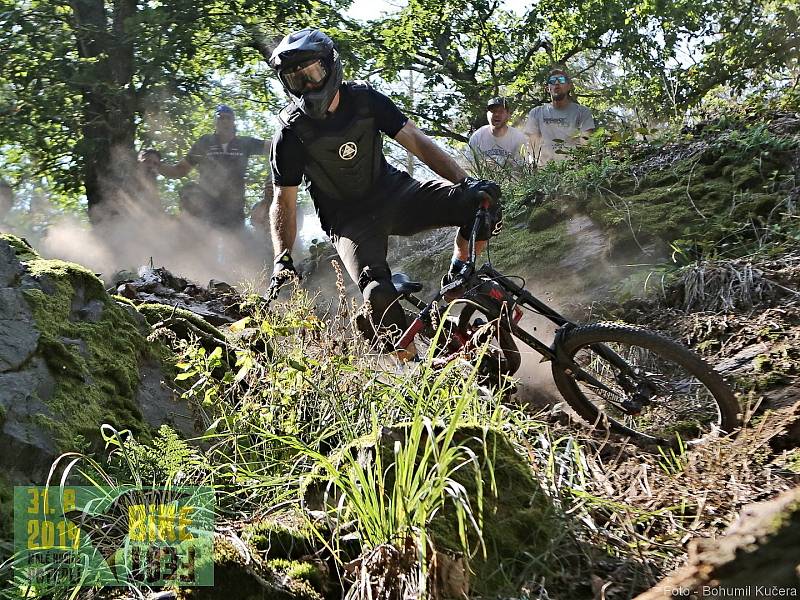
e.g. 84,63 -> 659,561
179,183 -> 245,230
327,169 -> 479,286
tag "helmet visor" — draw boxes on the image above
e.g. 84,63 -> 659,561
281,59 -> 328,94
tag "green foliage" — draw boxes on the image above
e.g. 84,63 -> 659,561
162,287 -> 577,594
321,403 -> 488,561
358,0 -> 800,139
106,425 -> 209,487
2,0 -> 798,220
0,0 -> 352,211
657,434 -> 688,476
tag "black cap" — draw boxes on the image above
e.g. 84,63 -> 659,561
486,96 -> 510,109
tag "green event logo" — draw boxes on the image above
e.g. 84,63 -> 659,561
13,486 -> 214,588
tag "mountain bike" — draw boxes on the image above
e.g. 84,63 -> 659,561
391,196 -> 741,446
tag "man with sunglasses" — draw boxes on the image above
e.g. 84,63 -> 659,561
524,69 -> 595,167
268,28 -> 502,349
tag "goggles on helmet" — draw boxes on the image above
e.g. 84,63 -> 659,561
281,59 -> 329,94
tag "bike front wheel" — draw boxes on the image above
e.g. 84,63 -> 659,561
551,322 -> 741,444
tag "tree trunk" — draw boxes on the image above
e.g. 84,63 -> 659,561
70,0 -> 138,224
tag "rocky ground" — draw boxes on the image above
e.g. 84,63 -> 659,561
2,113 -> 800,599
2,225 -> 800,598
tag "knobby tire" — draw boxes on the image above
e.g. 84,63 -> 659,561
550,322 -> 740,444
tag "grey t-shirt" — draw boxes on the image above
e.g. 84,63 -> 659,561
524,102 -> 595,166
466,125 -> 528,167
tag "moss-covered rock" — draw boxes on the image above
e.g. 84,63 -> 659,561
452,121 -> 800,302
0,237 -> 199,550
427,426 -> 565,594
267,558 -> 325,594
244,514 -> 317,560
490,221 -> 572,275
18,256 -> 151,451
527,203 -> 566,231
0,233 -> 40,262
176,535 -> 321,600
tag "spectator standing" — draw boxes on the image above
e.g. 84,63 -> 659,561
158,105 -> 269,231
524,69 -> 595,167
467,97 -> 527,169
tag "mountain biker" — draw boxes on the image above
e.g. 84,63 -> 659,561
267,28 -> 502,349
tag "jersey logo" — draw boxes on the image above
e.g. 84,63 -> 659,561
338,142 -> 358,160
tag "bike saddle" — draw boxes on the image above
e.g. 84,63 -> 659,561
392,272 -> 423,294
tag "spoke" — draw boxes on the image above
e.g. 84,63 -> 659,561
571,342 -> 721,438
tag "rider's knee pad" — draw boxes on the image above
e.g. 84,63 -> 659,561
358,265 -> 400,322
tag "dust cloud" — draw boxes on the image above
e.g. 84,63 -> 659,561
508,287 -> 568,410
1,171 -> 333,291
39,210 -> 272,289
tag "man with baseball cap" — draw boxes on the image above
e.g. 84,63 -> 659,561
158,104 -> 269,230
467,96 -> 527,169
524,69 -> 595,167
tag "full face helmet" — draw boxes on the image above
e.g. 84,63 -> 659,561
269,28 -> 343,119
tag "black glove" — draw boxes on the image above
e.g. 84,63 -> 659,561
459,177 -> 503,236
459,177 -> 501,207
441,258 -> 468,288
269,250 -> 298,297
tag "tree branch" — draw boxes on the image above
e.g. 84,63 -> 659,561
404,107 -> 468,142
508,39 -> 550,79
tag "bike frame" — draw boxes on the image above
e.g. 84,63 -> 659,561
396,197 -> 633,395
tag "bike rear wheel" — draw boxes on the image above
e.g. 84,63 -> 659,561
410,305 -> 521,389
458,304 -> 521,385
551,322 -> 740,444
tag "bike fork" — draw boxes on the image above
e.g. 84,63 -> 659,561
513,324 -> 623,397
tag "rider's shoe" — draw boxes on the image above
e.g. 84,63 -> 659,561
441,258 -> 467,301
390,341 -> 418,363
